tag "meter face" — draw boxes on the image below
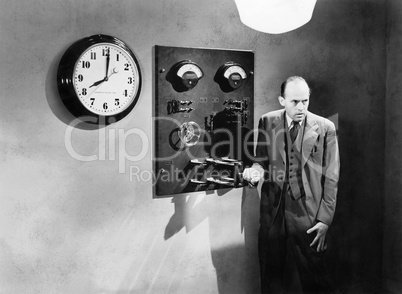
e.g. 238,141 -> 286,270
223,65 -> 247,79
176,63 -> 203,78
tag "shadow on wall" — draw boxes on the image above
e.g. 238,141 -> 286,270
164,187 -> 260,294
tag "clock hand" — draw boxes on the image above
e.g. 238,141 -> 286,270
88,49 -> 111,88
89,78 -> 106,88
104,48 -> 110,81
86,68 -> 119,97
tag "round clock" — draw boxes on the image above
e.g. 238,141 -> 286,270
57,34 -> 141,124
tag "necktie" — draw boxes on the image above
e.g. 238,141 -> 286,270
290,121 -> 300,143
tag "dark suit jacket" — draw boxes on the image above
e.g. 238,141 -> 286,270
255,109 -> 340,229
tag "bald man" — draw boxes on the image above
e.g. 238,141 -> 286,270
244,76 -> 340,293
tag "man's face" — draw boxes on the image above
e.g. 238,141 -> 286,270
278,80 -> 310,122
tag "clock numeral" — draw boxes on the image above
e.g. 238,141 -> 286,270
78,74 -> 84,82
82,88 -> 87,95
82,61 -> 91,69
90,52 -> 96,60
128,77 -> 133,84
102,48 -> 109,56
90,98 -> 95,106
103,102 -> 108,110
124,63 -> 130,71
116,54 -> 120,62
123,89 -> 128,97
115,99 -> 120,106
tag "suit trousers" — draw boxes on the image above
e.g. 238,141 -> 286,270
258,187 -> 334,294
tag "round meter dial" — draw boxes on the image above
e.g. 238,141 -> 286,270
214,62 -> 248,92
166,60 -> 204,92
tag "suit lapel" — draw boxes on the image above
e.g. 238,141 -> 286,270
302,113 -> 320,168
272,111 -> 286,165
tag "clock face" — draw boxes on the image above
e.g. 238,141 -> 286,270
57,35 -> 142,124
73,43 -> 140,116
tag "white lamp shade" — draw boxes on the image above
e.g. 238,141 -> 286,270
235,0 -> 317,34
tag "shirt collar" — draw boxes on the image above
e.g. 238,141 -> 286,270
285,113 -> 304,129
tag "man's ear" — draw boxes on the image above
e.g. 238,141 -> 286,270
278,96 -> 285,107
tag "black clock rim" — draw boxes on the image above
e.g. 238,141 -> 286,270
57,34 -> 142,124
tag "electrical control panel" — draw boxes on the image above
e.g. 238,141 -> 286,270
153,45 -> 254,197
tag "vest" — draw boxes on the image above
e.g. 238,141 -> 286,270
285,121 -> 305,199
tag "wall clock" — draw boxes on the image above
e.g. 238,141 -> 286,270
57,34 -> 142,124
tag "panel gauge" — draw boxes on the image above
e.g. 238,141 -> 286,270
215,61 -> 249,92
166,60 -> 204,92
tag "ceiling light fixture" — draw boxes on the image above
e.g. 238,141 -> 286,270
234,0 -> 317,34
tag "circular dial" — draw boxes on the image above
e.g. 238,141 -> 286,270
223,65 -> 247,80
57,35 -> 142,124
173,61 -> 203,91
214,62 -> 248,92
176,63 -> 203,78
73,43 -> 140,116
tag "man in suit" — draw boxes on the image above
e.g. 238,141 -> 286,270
243,76 -> 340,293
